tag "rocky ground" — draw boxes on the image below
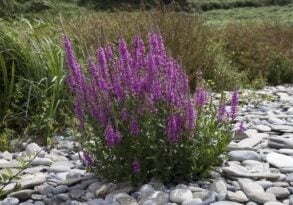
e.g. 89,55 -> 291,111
0,85 -> 293,205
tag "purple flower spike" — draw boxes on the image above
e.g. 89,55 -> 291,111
217,104 -> 226,121
167,114 -> 182,143
237,121 -> 246,133
195,88 -> 207,106
106,122 -> 121,148
231,88 -> 239,119
132,160 -> 141,173
82,152 -> 93,166
121,108 -> 129,121
130,119 -> 140,136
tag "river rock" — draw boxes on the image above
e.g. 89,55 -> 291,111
229,151 -> 261,161
266,187 -> 290,199
266,153 -> 293,168
25,143 -> 42,154
227,191 -> 248,203
170,189 -> 193,203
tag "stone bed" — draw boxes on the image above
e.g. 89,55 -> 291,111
0,85 -> 293,205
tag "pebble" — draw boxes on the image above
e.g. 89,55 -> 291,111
170,189 -> 193,203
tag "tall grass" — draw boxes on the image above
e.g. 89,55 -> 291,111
217,22 -> 293,85
0,19 -> 69,147
64,10 -> 240,90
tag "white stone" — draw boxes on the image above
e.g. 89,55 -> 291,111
170,189 -> 193,203
267,153 -> 293,168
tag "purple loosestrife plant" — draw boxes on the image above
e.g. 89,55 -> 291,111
217,104 -> 226,121
230,88 -> 239,119
195,87 -> 207,107
64,33 -> 234,183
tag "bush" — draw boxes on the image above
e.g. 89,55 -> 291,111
218,22 -> 293,86
267,54 -> 293,85
64,33 -> 236,183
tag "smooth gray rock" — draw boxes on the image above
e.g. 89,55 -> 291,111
266,187 -> 290,199
2,151 -> 13,161
271,125 -> 293,133
229,151 -> 261,161
53,185 -> 69,194
31,158 -> 52,166
264,202 -> 284,205
256,181 -> 273,189
254,125 -> 272,132
25,143 -> 41,154
238,179 -> 276,203
226,191 -> 248,203
35,184 -> 54,195
170,189 -> 193,203
9,190 -> 36,200
222,164 -> 280,179
49,165 -> 71,173
182,198 -> 203,205
0,159 -> 20,168
139,191 -> 169,205
139,185 -> 156,193
2,197 -> 19,205
19,173 -> 46,189
210,201 -> 242,205
269,137 -> 293,149
116,196 -> 138,205
211,181 -> 227,193
267,153 -> 293,168
286,173 -> 293,182
269,117 -> 286,125
192,191 -> 210,200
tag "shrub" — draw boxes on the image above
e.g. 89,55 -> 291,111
64,33 -> 237,183
267,54 -> 293,85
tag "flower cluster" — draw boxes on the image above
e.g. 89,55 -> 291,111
64,33 -> 238,182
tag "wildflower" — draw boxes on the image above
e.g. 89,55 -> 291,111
106,122 -> 121,148
121,108 -> 129,121
167,115 -> 182,143
74,98 -> 84,129
217,103 -> 226,121
237,121 -> 246,133
133,35 -> 145,69
231,88 -> 239,119
132,160 -> 141,173
82,152 -> 93,166
130,119 -> 140,136
195,87 -> 207,106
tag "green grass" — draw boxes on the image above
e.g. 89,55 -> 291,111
203,4 -> 293,24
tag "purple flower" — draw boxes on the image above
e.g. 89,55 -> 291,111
167,114 -> 183,143
132,160 -> 141,173
237,121 -> 246,133
82,152 -> 93,166
121,108 -> 129,121
217,103 -> 226,121
231,88 -> 239,119
130,119 -> 140,136
106,122 -> 121,148
195,88 -> 207,106
133,35 -> 145,70
74,97 -> 84,129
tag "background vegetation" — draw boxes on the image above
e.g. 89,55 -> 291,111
0,0 -> 292,148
